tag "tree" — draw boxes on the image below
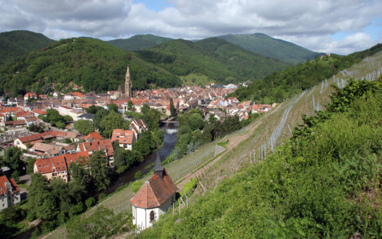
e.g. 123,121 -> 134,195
93,108 -> 108,130
26,157 -> 36,174
170,98 -> 176,116
86,105 -> 98,114
143,108 -> 161,130
127,100 -> 133,111
188,113 -> 205,131
67,206 -> 132,239
2,146 -> 24,175
133,131 -> 155,156
74,120 -> 95,135
141,104 -> 150,115
28,174 -> 58,220
89,151 -> 111,191
107,103 -> 119,113
99,111 -> 124,138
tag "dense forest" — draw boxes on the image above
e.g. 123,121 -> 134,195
0,37 -> 181,96
107,34 -> 173,51
139,77 -> 382,238
0,30 -> 55,66
230,44 -> 382,103
134,38 -> 289,84
218,33 -> 318,65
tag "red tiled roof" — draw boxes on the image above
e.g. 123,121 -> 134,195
35,156 -> 67,174
111,129 -> 134,145
130,169 -> 178,208
0,175 -> 20,196
84,132 -> 103,141
17,131 -> 62,143
78,139 -> 114,156
33,109 -> 47,115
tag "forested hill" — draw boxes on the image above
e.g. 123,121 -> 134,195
0,37 -> 181,96
230,43 -> 382,103
133,38 -> 289,84
0,30 -> 55,66
218,33 -> 319,65
107,34 -> 173,51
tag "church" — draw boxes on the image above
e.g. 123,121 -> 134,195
116,64 -> 132,98
130,153 -> 178,230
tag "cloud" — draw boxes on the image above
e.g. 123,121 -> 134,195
0,0 -> 381,54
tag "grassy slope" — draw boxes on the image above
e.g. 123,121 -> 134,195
107,34 -> 173,51
0,30 -> 55,66
218,33 -> 319,65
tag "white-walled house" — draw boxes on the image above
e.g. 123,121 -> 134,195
130,154 -> 178,231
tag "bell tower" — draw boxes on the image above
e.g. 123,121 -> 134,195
125,64 -> 132,97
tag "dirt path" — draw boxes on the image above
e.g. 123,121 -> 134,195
176,104 -> 283,191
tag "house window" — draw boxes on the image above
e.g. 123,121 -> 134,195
150,210 -> 155,222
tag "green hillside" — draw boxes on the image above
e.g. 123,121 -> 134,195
0,30 -> 55,66
134,38 -> 289,84
218,33 -> 319,65
107,34 -> 173,51
0,37 -> 181,96
140,77 -> 382,238
230,44 -> 382,103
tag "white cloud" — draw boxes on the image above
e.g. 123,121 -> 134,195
0,0 -> 381,54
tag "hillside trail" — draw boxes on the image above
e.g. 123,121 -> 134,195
176,103 -> 283,191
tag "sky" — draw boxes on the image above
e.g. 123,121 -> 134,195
1,0 -> 381,55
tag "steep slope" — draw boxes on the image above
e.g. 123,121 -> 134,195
0,30 -> 55,66
107,34 -> 173,51
218,33 -> 319,65
0,37 -> 181,96
134,38 -> 289,84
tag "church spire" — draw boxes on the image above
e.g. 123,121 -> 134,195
125,64 -> 132,97
154,152 -> 164,178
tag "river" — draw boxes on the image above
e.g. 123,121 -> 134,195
102,123 -> 178,195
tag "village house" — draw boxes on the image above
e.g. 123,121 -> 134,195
111,129 -> 136,150
0,175 -> 20,211
77,139 -> 114,166
30,142 -> 66,158
129,119 -> 148,139
34,155 -> 68,182
24,92 -> 37,101
33,151 -> 90,182
83,131 -> 103,142
130,154 -> 178,230
14,131 -> 79,150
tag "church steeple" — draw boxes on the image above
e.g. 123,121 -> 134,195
154,152 -> 164,179
125,64 -> 132,97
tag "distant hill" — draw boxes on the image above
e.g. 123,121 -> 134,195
230,43 -> 382,103
0,30 -> 55,66
0,37 -> 181,96
107,34 -> 173,51
218,33 -> 319,65
134,38 -> 289,84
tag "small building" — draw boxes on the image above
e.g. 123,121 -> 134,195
34,156 -> 68,182
130,153 -> 178,231
0,175 -> 21,211
111,129 -> 136,150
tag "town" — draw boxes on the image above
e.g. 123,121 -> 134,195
0,66 -> 275,235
